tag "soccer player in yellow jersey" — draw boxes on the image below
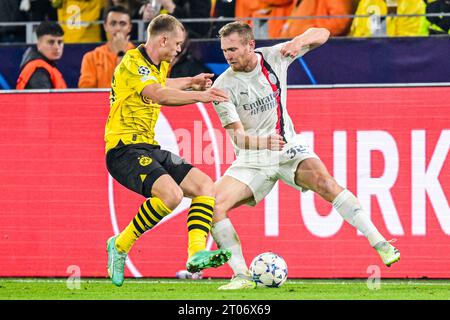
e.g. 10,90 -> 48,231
105,14 -> 231,287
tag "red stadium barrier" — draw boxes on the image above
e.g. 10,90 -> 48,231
0,87 -> 449,279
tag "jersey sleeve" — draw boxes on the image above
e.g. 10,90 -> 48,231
212,75 -> 240,127
261,42 -> 311,69
122,56 -> 161,95
212,100 -> 240,127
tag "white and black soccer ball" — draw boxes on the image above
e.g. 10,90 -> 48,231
249,252 -> 288,288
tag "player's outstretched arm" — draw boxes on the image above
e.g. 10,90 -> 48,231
166,73 -> 214,91
225,122 -> 285,151
280,27 -> 330,58
142,82 -> 228,106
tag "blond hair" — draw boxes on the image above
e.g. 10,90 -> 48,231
218,21 -> 254,44
147,14 -> 185,38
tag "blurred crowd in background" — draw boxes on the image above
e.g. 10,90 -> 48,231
1,0 -> 450,44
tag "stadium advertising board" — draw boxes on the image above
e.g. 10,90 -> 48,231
0,86 -> 449,279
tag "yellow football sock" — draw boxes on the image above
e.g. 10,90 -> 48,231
115,197 -> 171,253
187,196 -> 215,258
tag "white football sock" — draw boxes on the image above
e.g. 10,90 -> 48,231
211,218 -> 249,276
332,189 -> 386,247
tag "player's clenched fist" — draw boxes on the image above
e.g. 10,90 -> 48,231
280,40 -> 303,59
264,134 -> 286,151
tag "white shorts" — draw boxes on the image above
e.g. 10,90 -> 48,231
224,136 -> 320,206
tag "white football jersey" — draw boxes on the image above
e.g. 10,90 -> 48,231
212,42 -> 310,165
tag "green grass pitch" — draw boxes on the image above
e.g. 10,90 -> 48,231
1,278 -> 450,300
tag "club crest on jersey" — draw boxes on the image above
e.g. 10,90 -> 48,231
268,72 -> 278,85
138,155 -> 152,166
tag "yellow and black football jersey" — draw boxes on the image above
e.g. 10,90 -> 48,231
105,45 -> 170,153
57,0 -> 105,43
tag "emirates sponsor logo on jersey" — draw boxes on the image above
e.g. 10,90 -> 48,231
242,90 -> 280,115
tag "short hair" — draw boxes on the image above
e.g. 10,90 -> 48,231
104,5 -> 132,21
147,14 -> 185,38
35,21 -> 64,39
218,21 -> 254,44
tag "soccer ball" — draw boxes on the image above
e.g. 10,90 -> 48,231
249,252 -> 288,288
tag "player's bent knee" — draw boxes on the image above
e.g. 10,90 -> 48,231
315,175 -> 339,201
159,186 -> 184,210
197,184 -> 215,198
193,176 -> 215,197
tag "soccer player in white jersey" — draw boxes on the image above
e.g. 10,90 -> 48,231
210,21 -> 401,290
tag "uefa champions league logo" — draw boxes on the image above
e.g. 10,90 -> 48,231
138,66 -> 151,76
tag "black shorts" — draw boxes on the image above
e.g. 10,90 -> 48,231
106,141 -> 194,198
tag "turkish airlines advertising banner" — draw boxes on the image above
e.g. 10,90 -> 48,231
0,87 -> 449,279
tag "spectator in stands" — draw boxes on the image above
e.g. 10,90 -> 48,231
279,0 -> 354,38
108,0 -> 144,19
159,0 -> 212,38
210,0 -> 236,37
235,0 -> 263,22
137,0 -> 163,43
0,0 -> 28,43
141,0 -> 162,23
168,30 -> 213,78
51,0 -> 105,43
20,0 -> 58,21
350,0 -> 429,37
236,0 -> 294,38
78,6 -> 134,88
16,21 -> 67,89
104,1 -> 145,41
233,0 -> 273,37
426,0 -> 450,34
212,0 -> 236,18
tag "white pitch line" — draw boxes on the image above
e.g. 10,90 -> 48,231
0,279 -> 225,285
2,279 -> 450,286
